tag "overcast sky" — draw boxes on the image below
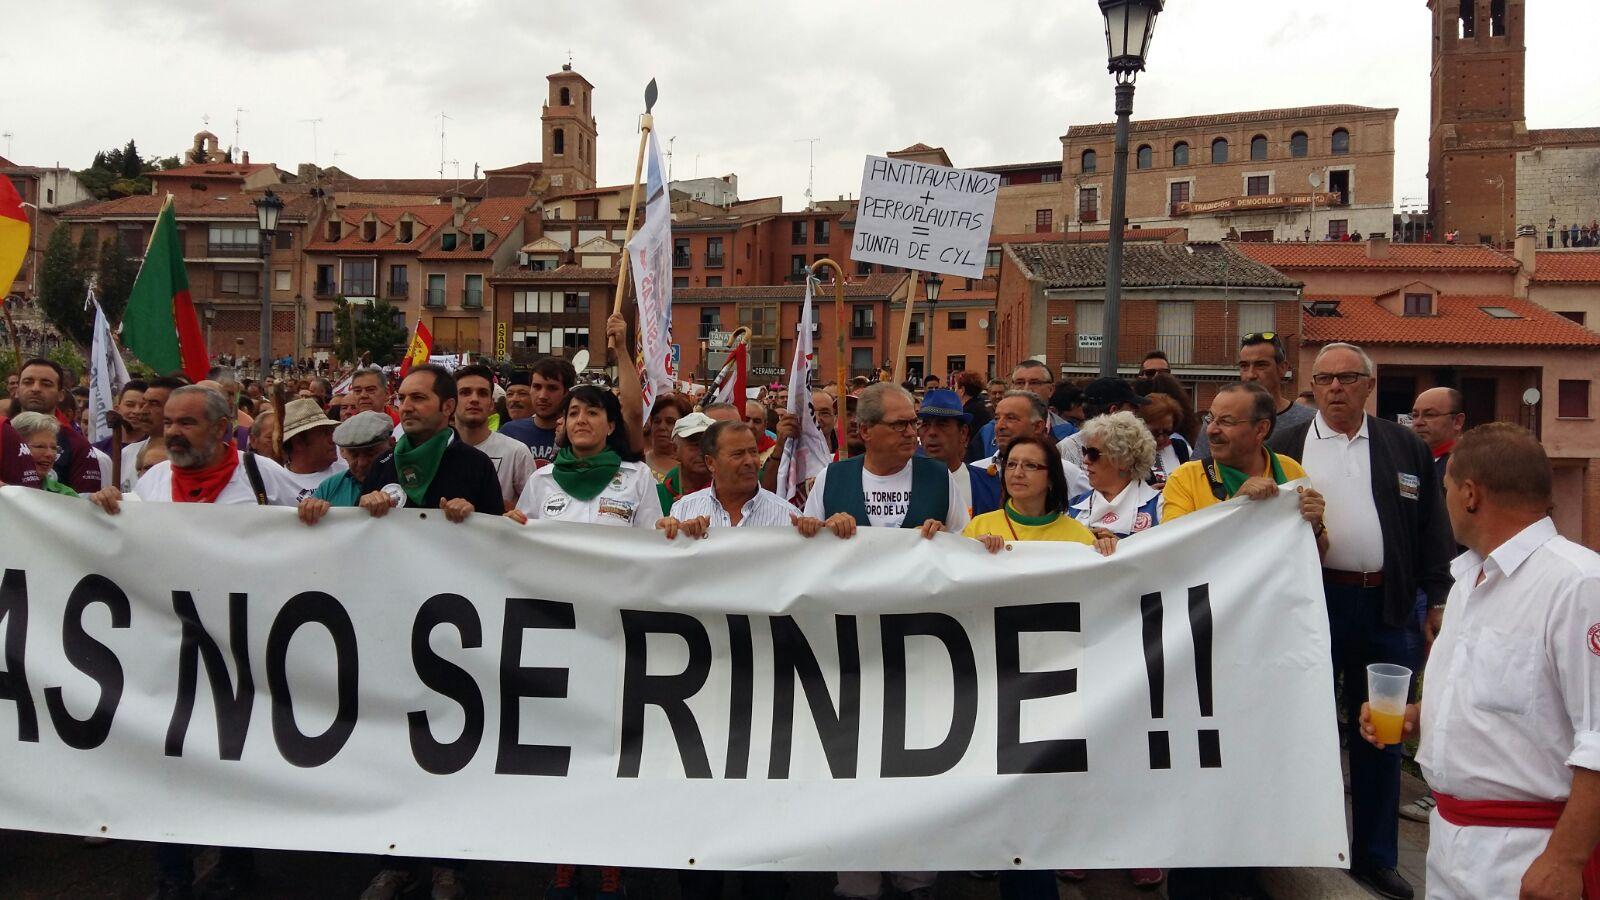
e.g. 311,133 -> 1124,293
8,1 -> 1596,213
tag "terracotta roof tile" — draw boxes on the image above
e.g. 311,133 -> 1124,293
1532,251 -> 1600,283
1233,241 -> 1518,271
304,205 -> 454,252
1007,241 -> 1300,290
990,228 -> 1185,246
63,191 -> 318,220
491,263 -> 618,283
675,272 -> 907,302
416,197 -> 530,260
1301,295 -> 1600,347
1527,127 -> 1600,146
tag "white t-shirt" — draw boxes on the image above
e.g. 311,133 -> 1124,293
120,438 -> 147,492
467,430 -> 536,511
515,459 -> 662,529
802,460 -> 970,531
91,446 -> 112,489
134,450 -> 301,506
280,459 -> 349,501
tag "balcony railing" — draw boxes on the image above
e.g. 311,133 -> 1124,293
463,289 -> 483,309
1069,332 -> 1298,368
313,327 -> 335,346
207,242 -> 258,257
314,281 -> 337,299
704,253 -> 724,268
425,288 -> 446,308
850,324 -> 876,339
673,252 -> 691,269
385,281 -> 409,299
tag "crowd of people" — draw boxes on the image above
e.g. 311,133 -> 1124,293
1,313 -> 1596,900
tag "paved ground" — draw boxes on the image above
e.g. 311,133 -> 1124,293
0,754 -> 1434,900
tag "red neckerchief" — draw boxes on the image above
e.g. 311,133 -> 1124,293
1431,439 -> 1455,461
54,409 -> 76,432
170,443 -> 240,503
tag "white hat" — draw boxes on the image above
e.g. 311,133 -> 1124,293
672,412 -> 716,440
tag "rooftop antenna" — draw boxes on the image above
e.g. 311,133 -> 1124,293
330,150 -> 345,172
449,159 -> 461,188
233,107 -> 247,162
438,111 -> 452,178
299,117 -> 322,166
796,138 -> 819,210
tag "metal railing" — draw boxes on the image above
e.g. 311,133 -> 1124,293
313,326 -> 335,346
463,289 -> 483,309
704,253 -> 724,268
385,281 -> 409,299
673,252 -> 691,269
850,325 -> 876,339
425,288 -> 446,308
314,281 -> 337,299
207,242 -> 258,257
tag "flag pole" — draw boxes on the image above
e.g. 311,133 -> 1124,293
892,269 -> 919,383
1,299 -> 20,364
809,259 -> 849,457
610,79 -> 658,319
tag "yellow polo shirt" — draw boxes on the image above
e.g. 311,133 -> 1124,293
963,506 -> 1096,545
1160,450 -> 1306,521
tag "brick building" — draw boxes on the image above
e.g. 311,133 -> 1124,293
995,241 -> 1303,404
2,156 -> 94,302
1519,248 -> 1600,328
60,161 -> 319,363
1428,0 -> 1600,244
1060,105 -> 1397,243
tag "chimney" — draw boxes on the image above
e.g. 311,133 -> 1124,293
241,150 -> 250,164
1365,232 -> 1390,260
1513,224 -> 1537,298
451,193 -> 467,227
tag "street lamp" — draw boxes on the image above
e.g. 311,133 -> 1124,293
922,273 -> 943,384
253,189 -> 284,377
1096,0 -> 1163,378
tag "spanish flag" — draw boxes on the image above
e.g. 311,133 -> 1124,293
0,176 -> 29,293
123,197 -> 209,381
398,318 -> 433,377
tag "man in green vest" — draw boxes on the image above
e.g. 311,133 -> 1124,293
795,382 -> 968,540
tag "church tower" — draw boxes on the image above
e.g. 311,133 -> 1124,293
541,64 -> 598,192
1427,0 -> 1526,244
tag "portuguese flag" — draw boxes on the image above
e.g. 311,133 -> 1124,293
123,197 -> 209,380
0,176 -> 28,293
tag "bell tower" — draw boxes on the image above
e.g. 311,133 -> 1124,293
1427,0 -> 1527,245
541,64 -> 598,192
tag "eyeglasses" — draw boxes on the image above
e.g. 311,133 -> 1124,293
1148,427 -> 1173,439
1138,368 -> 1167,379
876,417 -> 919,432
1082,447 -> 1103,463
1202,413 -> 1259,428
1003,460 -> 1049,473
1310,371 -> 1369,386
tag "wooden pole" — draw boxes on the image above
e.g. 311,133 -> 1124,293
610,113 -> 654,318
892,269 -> 919,384
809,259 -> 849,457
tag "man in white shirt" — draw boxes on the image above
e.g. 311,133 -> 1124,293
454,364 -> 535,511
278,397 -> 347,501
659,420 -> 797,537
1361,423 -> 1600,900
798,382 -> 967,539
119,376 -> 181,492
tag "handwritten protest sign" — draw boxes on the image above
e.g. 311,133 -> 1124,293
851,156 -> 1000,278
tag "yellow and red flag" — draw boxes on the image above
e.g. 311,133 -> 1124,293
0,176 -> 30,292
398,319 -> 433,377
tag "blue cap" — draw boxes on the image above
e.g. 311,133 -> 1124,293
917,389 -> 971,423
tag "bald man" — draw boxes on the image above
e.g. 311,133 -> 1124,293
1410,387 -> 1465,479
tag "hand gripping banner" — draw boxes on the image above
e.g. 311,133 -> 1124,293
0,486 -> 1348,871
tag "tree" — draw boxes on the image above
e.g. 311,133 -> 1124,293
119,140 -> 142,178
95,238 -> 137,324
36,227 -> 90,347
331,296 -> 356,363
76,228 -> 98,273
356,299 -> 409,365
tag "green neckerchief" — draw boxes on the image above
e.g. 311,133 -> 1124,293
1004,501 -> 1060,527
552,446 -> 621,501
393,428 -> 452,506
1216,449 -> 1288,498
42,471 -> 78,498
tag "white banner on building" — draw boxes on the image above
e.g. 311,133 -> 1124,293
851,155 -> 1000,278
628,130 -> 676,423
0,487 -> 1347,871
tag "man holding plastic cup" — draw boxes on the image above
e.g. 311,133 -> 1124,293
1360,424 -> 1600,900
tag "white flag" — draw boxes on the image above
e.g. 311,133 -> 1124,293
86,291 -> 130,444
775,277 -> 833,506
627,129 -> 676,424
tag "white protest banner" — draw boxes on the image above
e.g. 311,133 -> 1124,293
851,155 -> 1000,278
86,292 -> 130,445
0,486 -> 1347,872
628,130 -> 676,423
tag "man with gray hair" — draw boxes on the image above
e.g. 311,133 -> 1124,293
88,385 -> 299,511
797,382 -> 967,541
975,390 -> 1088,503
1268,341 -> 1454,900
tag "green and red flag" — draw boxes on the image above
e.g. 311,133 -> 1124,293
0,176 -> 29,292
123,197 -> 208,380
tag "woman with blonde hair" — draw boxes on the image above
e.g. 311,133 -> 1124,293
1071,411 -> 1161,538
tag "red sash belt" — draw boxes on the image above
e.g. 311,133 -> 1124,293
1434,792 -> 1600,896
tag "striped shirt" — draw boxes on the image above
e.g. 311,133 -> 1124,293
670,485 -> 796,528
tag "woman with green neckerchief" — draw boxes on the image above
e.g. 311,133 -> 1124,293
507,384 -> 661,530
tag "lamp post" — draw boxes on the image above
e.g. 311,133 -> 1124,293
203,305 -> 216,358
922,273 -> 943,385
252,190 -> 283,378
1096,0 -> 1162,378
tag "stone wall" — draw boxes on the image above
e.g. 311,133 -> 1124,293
1517,146 -> 1600,227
